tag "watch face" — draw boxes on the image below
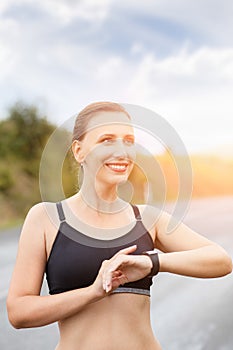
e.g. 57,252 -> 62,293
147,250 -> 156,255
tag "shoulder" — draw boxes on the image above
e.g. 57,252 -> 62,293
136,203 -> 163,231
25,201 -> 55,220
24,201 -> 60,230
136,203 -> 176,233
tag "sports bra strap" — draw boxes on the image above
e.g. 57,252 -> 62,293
131,204 -> 142,221
56,202 -> 66,222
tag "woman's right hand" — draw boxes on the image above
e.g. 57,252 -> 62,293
91,245 -> 138,299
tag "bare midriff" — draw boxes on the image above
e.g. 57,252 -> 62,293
55,293 -> 162,350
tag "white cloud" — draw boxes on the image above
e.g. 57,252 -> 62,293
3,0 -> 232,34
127,47 -> 233,95
1,29 -> 232,153
0,0 -> 112,23
125,46 -> 233,147
0,0 -> 232,153
74,45 -> 233,153
42,0 -> 112,23
113,0 -> 233,45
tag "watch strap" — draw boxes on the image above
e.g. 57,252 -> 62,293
142,251 -> 160,277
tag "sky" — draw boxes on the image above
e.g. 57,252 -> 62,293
0,0 -> 233,155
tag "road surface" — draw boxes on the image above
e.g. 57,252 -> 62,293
1,196 -> 233,349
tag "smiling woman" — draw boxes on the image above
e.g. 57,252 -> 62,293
72,105 -> 136,201
6,101 -> 232,350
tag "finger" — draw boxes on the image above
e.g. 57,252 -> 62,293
102,251 -> 135,291
105,268 -> 129,292
104,269 -> 116,292
114,244 -> 137,257
103,269 -> 118,291
104,256 -> 130,291
115,273 -> 128,285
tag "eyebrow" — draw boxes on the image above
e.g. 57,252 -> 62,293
97,133 -> 135,140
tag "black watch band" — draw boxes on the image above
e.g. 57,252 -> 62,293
142,251 -> 160,277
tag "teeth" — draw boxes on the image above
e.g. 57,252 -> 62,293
107,164 -> 127,171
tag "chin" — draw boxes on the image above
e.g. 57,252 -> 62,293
104,174 -> 129,186
96,165 -> 133,186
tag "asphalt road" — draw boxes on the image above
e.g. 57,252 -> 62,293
1,196 -> 233,350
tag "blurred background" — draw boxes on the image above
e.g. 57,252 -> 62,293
0,0 -> 233,227
0,1 -> 233,349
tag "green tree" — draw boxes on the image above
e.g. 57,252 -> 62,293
0,101 -> 57,226
7,101 -> 55,159
0,167 -> 14,193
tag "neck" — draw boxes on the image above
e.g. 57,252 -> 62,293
79,177 -> 126,214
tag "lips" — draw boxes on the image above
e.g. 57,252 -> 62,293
105,162 -> 129,173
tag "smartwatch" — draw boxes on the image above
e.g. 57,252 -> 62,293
142,250 -> 160,277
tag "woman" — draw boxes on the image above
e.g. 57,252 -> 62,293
7,102 -> 232,349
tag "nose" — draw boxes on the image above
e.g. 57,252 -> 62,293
112,138 -> 128,158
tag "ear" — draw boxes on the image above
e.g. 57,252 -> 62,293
72,140 -> 85,163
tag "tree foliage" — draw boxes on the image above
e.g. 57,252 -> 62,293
0,102 -> 57,225
0,102 -> 55,159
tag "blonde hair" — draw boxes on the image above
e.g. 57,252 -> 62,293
72,101 -> 131,142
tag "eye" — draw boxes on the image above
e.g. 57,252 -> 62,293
101,137 -> 115,144
124,138 -> 135,145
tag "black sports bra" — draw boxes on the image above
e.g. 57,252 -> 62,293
46,202 -> 155,296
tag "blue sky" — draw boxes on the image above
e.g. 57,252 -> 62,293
0,0 -> 233,154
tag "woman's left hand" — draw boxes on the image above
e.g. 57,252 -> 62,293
102,245 -> 153,293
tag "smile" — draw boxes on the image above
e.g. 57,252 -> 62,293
105,163 -> 129,173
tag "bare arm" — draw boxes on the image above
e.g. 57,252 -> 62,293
101,207 -> 232,291
155,211 -> 232,278
7,287 -> 101,329
6,203 -> 106,329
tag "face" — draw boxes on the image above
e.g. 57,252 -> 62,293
72,111 -> 136,186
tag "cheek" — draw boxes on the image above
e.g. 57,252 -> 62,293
84,147 -> 111,172
128,146 -> 136,162
88,146 -> 113,162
